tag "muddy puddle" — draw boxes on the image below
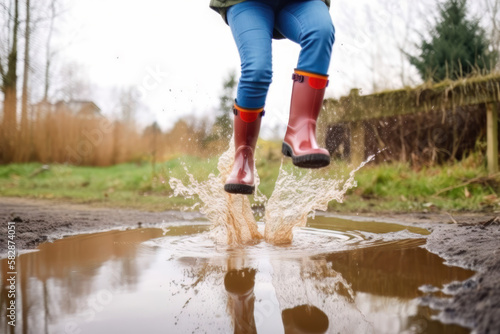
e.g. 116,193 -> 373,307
1,216 -> 474,334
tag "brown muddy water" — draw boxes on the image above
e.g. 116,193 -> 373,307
1,216 -> 474,334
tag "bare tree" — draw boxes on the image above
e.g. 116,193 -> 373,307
43,0 -> 58,101
54,61 -> 92,101
118,86 -> 139,123
20,0 -> 31,130
14,0 -> 32,162
21,0 -> 30,128
0,0 -> 20,162
482,0 -> 500,70
388,1 -> 418,87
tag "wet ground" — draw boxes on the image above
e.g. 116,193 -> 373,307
0,197 -> 499,333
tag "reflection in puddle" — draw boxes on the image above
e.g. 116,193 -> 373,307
282,305 -> 329,334
1,219 -> 473,333
225,268 -> 258,333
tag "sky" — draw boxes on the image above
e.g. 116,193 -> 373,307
49,0 -> 486,136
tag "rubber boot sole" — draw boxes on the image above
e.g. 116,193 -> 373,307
224,183 -> 255,195
282,142 -> 330,168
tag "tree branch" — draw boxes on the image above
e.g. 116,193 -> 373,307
434,173 -> 500,196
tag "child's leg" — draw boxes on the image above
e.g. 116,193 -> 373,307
275,0 -> 335,168
224,2 -> 274,194
275,0 -> 335,75
227,1 -> 275,109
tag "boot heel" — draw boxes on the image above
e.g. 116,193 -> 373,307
282,142 -> 293,157
224,183 -> 255,195
292,153 -> 330,169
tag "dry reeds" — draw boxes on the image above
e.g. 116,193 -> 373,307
0,101 -> 222,166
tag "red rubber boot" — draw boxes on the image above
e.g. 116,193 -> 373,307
282,69 -> 330,168
224,104 -> 264,195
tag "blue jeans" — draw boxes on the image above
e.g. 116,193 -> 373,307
227,0 -> 335,109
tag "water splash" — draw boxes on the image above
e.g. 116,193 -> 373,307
169,141 -> 374,246
169,143 -> 263,246
264,156 -> 374,244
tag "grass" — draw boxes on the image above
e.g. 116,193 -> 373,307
335,159 -> 500,213
0,157 -> 218,211
0,142 -> 498,213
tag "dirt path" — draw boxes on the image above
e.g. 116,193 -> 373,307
0,197 -> 204,253
0,197 -> 499,333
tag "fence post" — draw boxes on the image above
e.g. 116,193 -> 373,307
486,102 -> 498,175
348,89 -> 365,166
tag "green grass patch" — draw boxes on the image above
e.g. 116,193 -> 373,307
327,154 -> 499,213
0,148 -> 498,213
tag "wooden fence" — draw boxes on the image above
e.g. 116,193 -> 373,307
319,74 -> 500,174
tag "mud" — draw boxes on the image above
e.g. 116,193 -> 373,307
0,197 -> 499,334
420,216 -> 500,334
0,197 -> 204,253
336,212 -> 500,334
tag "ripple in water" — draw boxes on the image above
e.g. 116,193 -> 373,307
144,222 -> 369,260
169,142 -> 374,245
145,220 -> 426,263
